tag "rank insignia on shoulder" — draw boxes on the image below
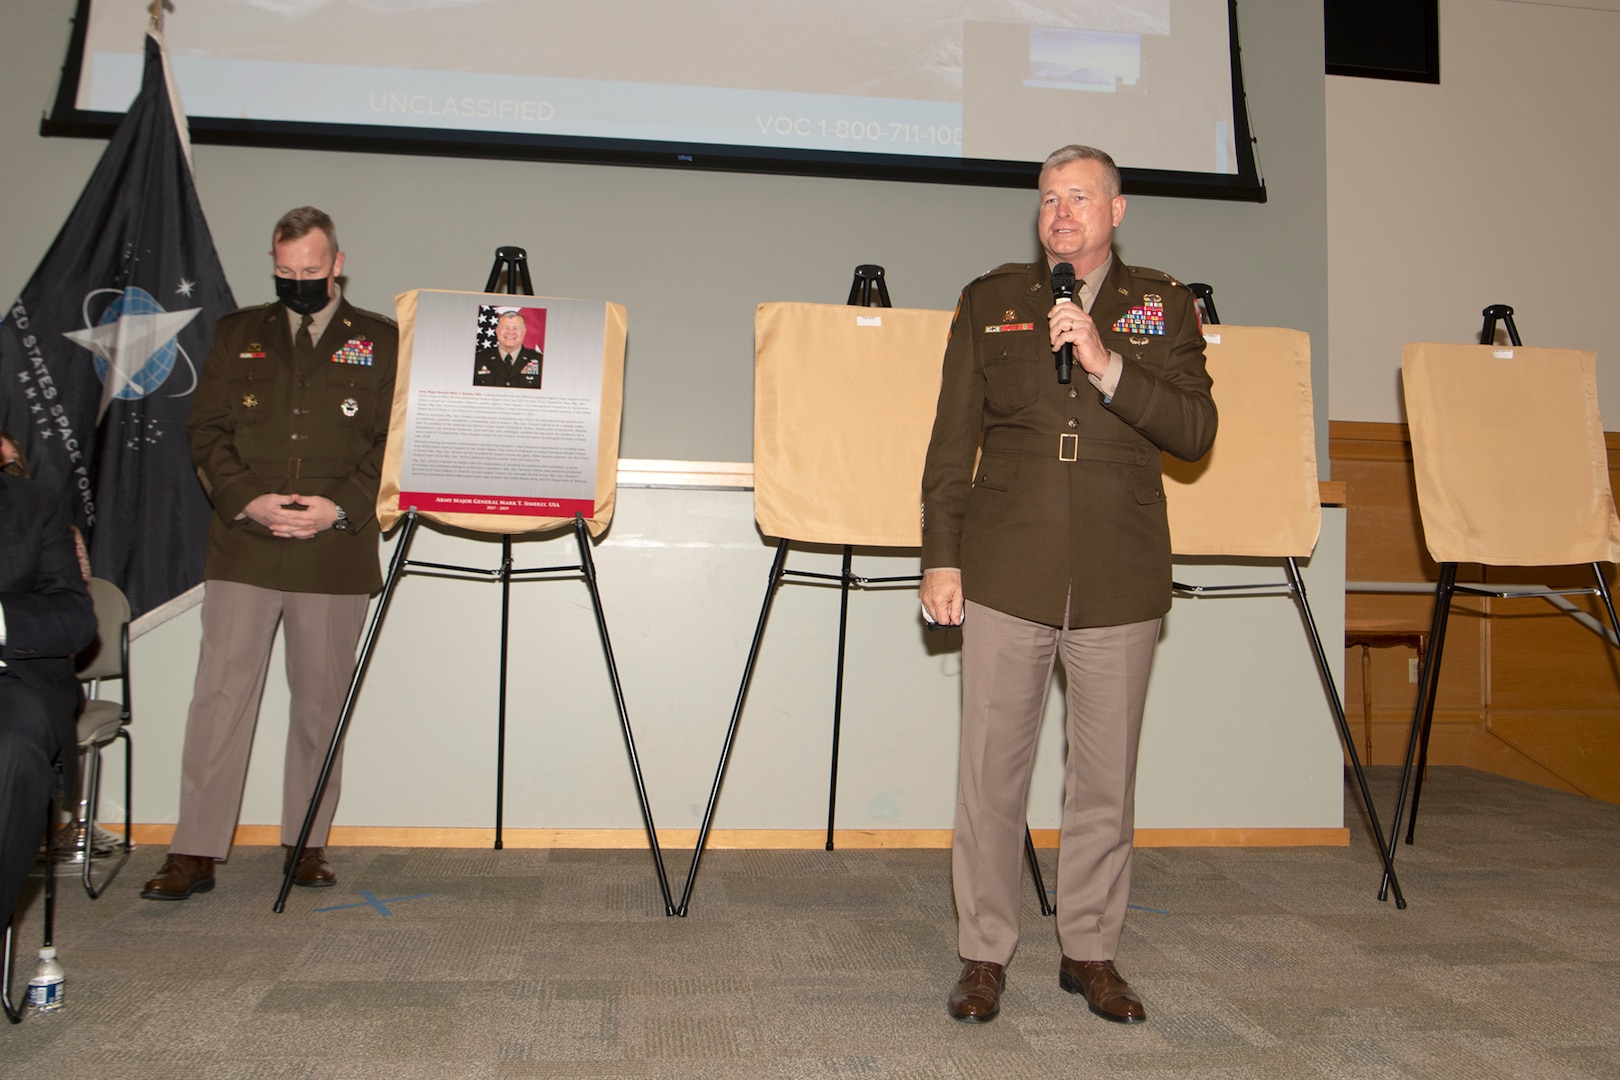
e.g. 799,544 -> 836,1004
331,338 -> 374,366
242,394 -> 258,408
1112,297 -> 1166,336
340,397 -> 359,417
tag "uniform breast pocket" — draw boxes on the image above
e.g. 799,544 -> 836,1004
1107,332 -> 1169,375
227,371 -> 272,426
323,365 -> 379,423
983,352 -> 1038,409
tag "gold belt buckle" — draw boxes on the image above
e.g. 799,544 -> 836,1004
1058,434 -> 1078,462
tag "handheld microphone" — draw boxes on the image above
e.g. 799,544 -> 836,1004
1050,262 -> 1076,384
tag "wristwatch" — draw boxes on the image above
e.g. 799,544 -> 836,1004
331,504 -> 351,532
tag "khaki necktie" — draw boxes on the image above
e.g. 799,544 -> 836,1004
296,314 -> 315,350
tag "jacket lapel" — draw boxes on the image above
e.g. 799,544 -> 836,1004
1088,256 -> 1133,338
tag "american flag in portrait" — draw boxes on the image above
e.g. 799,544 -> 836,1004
476,304 -> 505,349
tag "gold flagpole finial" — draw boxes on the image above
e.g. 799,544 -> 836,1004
149,0 -> 170,32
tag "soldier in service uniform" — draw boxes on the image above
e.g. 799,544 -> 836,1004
920,146 -> 1216,1024
473,309 -> 544,389
141,207 -> 397,900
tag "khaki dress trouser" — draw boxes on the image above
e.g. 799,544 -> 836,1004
169,580 -> 368,859
953,599 -> 1160,966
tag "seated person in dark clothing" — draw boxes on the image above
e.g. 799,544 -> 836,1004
473,310 -> 543,389
0,471 -> 96,930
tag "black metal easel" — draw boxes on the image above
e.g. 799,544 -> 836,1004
674,266 -> 1052,917
1479,303 -> 1520,349
1378,303 -> 1620,902
275,247 -> 673,915
1168,289 -> 1406,908
1188,283 -> 1220,327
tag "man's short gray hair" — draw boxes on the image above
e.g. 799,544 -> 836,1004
1040,145 -> 1121,198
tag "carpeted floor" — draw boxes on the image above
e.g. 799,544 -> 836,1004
3,767 -> 1618,1079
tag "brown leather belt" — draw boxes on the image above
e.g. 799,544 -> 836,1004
980,432 -> 1153,466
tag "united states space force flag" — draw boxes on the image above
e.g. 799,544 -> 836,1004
0,30 -> 234,624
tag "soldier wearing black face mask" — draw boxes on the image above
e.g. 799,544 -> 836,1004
140,207 -> 398,902
274,272 -> 331,317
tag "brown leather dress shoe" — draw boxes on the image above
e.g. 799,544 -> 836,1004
1059,957 -> 1146,1023
947,960 -> 1006,1023
282,845 -> 336,887
140,854 -> 215,900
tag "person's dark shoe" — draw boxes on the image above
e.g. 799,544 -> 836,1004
140,854 -> 215,900
947,960 -> 1006,1023
282,845 -> 336,887
1059,957 -> 1146,1023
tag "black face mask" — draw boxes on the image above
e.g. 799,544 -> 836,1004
274,275 -> 330,316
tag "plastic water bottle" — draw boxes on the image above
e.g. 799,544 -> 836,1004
26,947 -> 64,1012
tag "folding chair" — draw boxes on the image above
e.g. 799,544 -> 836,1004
70,578 -> 134,898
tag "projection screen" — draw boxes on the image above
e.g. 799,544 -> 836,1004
45,0 -> 1265,200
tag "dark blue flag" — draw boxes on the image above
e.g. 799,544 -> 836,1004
0,30 -> 234,623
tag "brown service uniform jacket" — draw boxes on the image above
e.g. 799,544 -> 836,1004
473,346 -> 544,389
188,298 -> 398,596
920,257 -> 1216,628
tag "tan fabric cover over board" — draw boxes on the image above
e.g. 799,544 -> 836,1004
753,302 -> 950,547
1163,325 -> 1320,558
1401,342 -> 1620,566
377,289 -> 626,538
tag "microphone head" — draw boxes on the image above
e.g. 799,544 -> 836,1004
1051,262 -> 1076,301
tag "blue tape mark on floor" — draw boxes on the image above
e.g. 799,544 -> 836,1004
313,889 -> 432,915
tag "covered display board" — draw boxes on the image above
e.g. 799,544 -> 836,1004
753,301 -> 951,546
1163,325 -> 1321,558
378,289 -> 625,536
1402,342 -> 1620,566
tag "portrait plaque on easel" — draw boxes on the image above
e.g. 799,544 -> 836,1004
379,288 -> 626,536
276,281 -> 672,917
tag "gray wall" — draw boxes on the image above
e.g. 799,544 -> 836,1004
1327,0 -> 1620,425
1,0 -> 1328,466
0,2 -> 1350,840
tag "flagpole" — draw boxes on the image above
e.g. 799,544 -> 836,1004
149,1 -> 166,32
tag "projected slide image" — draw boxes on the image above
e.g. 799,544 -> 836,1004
963,1 -> 1237,175
1025,27 -> 1143,93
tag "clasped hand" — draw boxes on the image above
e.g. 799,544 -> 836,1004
240,492 -> 339,539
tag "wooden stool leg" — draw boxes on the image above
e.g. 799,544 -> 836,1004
1360,644 -> 1374,762
1414,636 -> 1428,781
